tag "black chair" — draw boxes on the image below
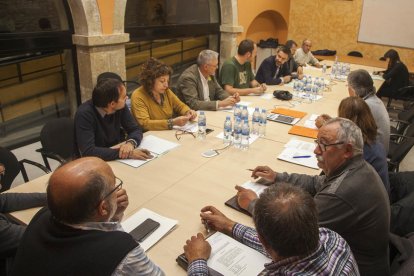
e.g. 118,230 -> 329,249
389,105 -> 414,136
0,147 -> 50,192
387,85 -> 414,109
347,51 -> 363,57
388,135 -> 414,172
36,118 -> 74,170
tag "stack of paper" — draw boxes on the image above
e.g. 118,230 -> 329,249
277,138 -> 319,169
173,122 -> 198,132
118,135 -> 180,168
121,208 -> 178,251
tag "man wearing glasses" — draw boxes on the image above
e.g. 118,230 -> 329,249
0,163 -> 46,275
176,49 -> 240,111
234,118 -> 390,276
12,157 -> 164,275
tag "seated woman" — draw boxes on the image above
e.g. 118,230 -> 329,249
375,49 -> 409,99
131,58 -> 197,131
316,97 -> 390,194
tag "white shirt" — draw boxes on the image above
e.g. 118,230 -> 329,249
198,68 -> 210,102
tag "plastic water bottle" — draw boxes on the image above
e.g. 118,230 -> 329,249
233,117 -> 242,148
197,111 -> 206,140
259,109 -> 267,137
233,104 -> 241,120
252,107 -> 260,135
241,119 -> 250,150
223,116 -> 232,145
241,106 -> 249,121
322,64 -> 327,74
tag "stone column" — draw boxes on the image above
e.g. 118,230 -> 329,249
219,0 -> 243,66
67,0 -> 129,102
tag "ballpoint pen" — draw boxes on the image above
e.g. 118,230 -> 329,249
203,219 -> 210,233
292,155 -> 311,158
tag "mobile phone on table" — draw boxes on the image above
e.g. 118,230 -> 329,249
130,218 -> 160,242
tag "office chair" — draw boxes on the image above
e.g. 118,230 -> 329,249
389,105 -> 414,136
36,117 -> 74,170
0,147 -> 50,192
347,51 -> 363,58
387,85 -> 414,109
388,136 -> 414,172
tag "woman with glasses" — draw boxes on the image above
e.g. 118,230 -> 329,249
130,58 -> 197,131
375,49 -> 409,99
316,97 -> 389,194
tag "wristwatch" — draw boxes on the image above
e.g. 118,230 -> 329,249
126,139 -> 138,149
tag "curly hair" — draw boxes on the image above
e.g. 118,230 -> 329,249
139,57 -> 172,95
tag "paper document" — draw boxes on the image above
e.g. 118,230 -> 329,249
118,154 -> 157,168
216,132 -> 259,145
304,114 -> 319,129
139,135 -> 180,155
277,138 -> 319,169
260,93 -> 273,100
370,73 -> 384,81
122,208 -> 178,251
240,181 -> 267,196
206,232 -> 270,276
295,92 -> 323,101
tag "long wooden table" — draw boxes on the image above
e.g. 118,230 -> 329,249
7,60 -> 385,274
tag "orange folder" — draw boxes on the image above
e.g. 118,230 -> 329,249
288,125 -> 318,139
271,108 -> 307,118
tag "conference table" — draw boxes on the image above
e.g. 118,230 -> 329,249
7,58 -> 385,275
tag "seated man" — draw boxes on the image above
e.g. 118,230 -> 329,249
12,157 -> 164,275
255,46 -> 292,85
184,184 -> 359,275
294,39 -> 322,68
235,118 -> 390,276
219,39 -> 267,96
0,163 -> 46,274
285,40 -> 304,78
176,50 -> 240,111
347,69 -> 390,153
74,72 -> 151,161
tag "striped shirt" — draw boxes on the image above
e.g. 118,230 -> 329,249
188,224 -> 359,276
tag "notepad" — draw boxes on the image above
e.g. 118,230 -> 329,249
277,138 -> 319,169
289,125 -> 319,139
271,107 -> 307,118
121,208 -> 177,251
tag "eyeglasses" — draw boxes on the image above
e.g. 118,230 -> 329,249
207,63 -> 218,68
175,130 -> 196,141
314,139 -> 344,152
96,177 -> 123,207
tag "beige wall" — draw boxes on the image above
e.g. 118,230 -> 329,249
287,0 -> 414,67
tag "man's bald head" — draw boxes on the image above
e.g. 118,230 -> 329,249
47,157 -> 115,224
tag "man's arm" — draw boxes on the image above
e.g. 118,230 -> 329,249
177,75 -> 217,111
0,193 -> 46,213
120,108 -> 143,146
220,62 -> 264,96
309,52 -> 321,67
232,223 -> 268,256
75,109 -> 119,161
113,245 -> 165,276
224,84 -> 265,96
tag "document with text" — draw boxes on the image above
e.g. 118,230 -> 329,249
277,138 -> 319,169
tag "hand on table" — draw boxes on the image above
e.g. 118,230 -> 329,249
250,165 -> 277,182
200,206 -> 235,236
184,233 -> 211,263
129,148 -> 153,160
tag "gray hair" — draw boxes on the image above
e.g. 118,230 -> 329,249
197,49 -> 219,66
325,117 -> 364,155
347,69 -> 376,98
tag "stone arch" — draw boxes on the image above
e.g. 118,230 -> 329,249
246,10 -> 288,44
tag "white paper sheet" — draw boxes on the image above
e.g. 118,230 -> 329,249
240,181 -> 267,196
139,135 -> 180,155
278,138 -> 319,169
304,114 -> 319,129
117,154 -> 158,168
173,122 -> 198,132
121,208 -> 178,251
206,232 -> 271,276
259,93 -> 273,100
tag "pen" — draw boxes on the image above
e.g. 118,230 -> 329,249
246,169 -> 254,171
203,219 -> 210,233
293,155 -> 311,158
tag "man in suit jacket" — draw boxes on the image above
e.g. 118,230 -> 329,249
255,46 -> 292,85
176,50 -> 240,111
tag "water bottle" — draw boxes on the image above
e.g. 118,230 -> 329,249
334,55 -> 338,64
241,106 -> 249,121
259,109 -> 267,137
346,63 -> 351,75
233,117 -> 242,148
252,107 -> 260,135
240,119 -> 250,150
311,85 -> 319,101
233,104 -> 241,120
322,64 -> 327,74
197,111 -> 206,140
223,116 -> 232,145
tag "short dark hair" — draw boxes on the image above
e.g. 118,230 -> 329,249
277,45 -> 291,56
383,49 -> 401,70
47,173 -> 108,224
253,183 -> 319,258
347,69 -> 375,98
139,57 -> 172,95
285,40 -> 297,50
237,39 -> 255,56
92,78 -> 123,108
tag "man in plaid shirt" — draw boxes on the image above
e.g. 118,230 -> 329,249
183,184 -> 359,275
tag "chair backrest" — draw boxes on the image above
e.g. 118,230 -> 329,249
0,147 -> 20,192
398,105 -> 414,123
389,137 -> 414,172
347,51 -> 363,57
40,117 -> 74,160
